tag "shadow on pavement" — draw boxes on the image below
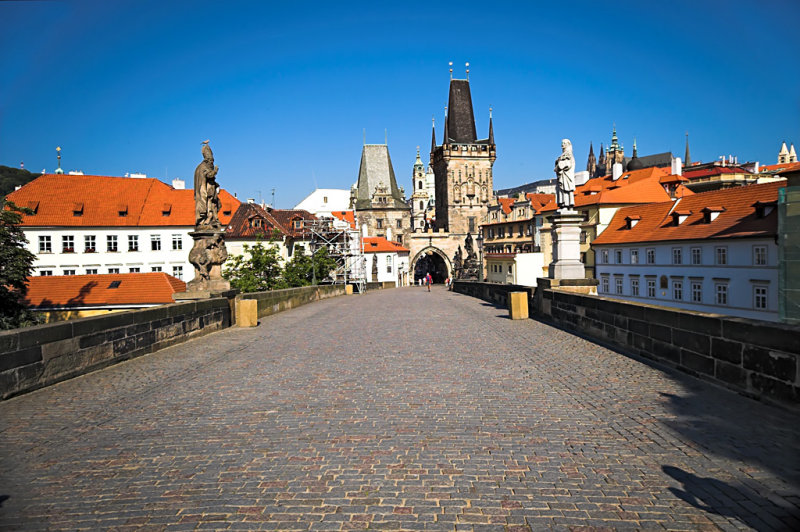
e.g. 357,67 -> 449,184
663,465 -> 800,530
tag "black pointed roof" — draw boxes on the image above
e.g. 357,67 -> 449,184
446,79 -> 477,143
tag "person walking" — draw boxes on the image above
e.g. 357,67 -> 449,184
425,272 -> 432,292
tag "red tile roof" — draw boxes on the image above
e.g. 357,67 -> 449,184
268,208 -> 316,237
225,203 -> 289,239
760,162 -> 800,174
682,166 -> 749,179
592,181 -> 782,246
362,237 -> 409,253
539,167 -> 689,212
25,272 -> 186,308
497,197 -> 515,214
526,193 -> 554,212
330,210 -> 356,229
6,174 -> 239,227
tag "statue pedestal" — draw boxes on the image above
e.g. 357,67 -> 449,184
548,210 -> 585,280
173,228 -> 230,299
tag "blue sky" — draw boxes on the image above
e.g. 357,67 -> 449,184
2,0 -> 798,208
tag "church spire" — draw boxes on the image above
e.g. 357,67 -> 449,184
430,117 -> 437,154
684,132 -> 691,166
586,142 -> 596,174
488,107 -> 494,145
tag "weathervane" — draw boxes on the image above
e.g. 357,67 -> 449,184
449,61 -> 453,79
466,62 -> 470,80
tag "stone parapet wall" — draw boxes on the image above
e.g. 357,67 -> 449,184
0,298 -> 231,400
453,280 -> 800,408
238,285 -> 345,319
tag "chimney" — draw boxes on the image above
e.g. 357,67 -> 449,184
574,170 -> 590,187
247,198 -> 255,204
671,157 -> 682,176
172,178 -> 185,190
754,161 -> 760,173
612,163 -> 623,181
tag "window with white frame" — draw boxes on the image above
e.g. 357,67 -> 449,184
691,281 -> 702,303
386,255 -> 393,273
600,249 -> 609,264
630,249 -> 639,264
753,245 -> 767,266
107,235 -> 118,252
672,280 -> 683,300
128,235 -> 139,251
753,285 -> 768,310
173,265 -> 183,280
129,267 -> 140,273
615,277 -> 623,294
601,275 -> 609,293
85,268 -> 98,275
151,234 -> 161,251
40,270 -> 53,276
630,277 -> 639,296
84,235 -> 96,252
715,282 -> 728,305
39,235 -> 52,253
671,248 -> 682,265
615,249 -> 622,264
62,235 -> 75,253
646,248 -> 655,264
108,267 -> 120,274
646,278 -> 656,297
172,234 -> 183,250
63,269 -> 76,276
691,247 -> 702,265
715,246 -> 728,265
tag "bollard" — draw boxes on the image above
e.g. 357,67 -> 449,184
236,299 -> 258,327
508,291 -> 529,320
345,284 -> 354,295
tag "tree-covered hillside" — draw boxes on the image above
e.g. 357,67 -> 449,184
1,165 -> 41,198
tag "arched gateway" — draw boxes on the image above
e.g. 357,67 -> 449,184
411,247 -> 450,284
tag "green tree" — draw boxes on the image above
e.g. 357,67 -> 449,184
0,165 -> 41,198
223,236 -> 286,292
0,199 -> 37,329
282,245 -> 338,287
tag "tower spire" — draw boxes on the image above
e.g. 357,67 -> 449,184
488,107 -> 494,145
443,106 -> 449,144
430,116 -> 437,153
55,146 -> 64,175
684,131 -> 691,166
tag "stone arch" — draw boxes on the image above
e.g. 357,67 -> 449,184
410,247 -> 451,284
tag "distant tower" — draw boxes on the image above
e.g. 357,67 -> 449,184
410,147 -> 429,230
431,67 -> 495,234
790,144 -> 798,163
684,131 -> 691,166
604,126 -> 625,175
778,141 -> 790,164
54,146 -> 64,174
627,138 -> 643,171
586,142 -> 596,175
596,143 -> 606,177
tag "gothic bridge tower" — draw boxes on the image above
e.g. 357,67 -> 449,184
430,73 -> 496,234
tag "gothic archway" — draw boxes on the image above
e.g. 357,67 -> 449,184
411,247 -> 450,284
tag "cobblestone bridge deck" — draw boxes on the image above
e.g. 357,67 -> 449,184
1,287 -> 798,531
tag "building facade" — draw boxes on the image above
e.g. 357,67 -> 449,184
362,237 -> 410,285
7,173 -> 239,281
592,181 -> 784,321
409,149 -> 435,231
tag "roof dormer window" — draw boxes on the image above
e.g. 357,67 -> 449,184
162,203 -> 172,216
117,203 -> 128,217
72,202 -> 83,216
26,200 -> 39,214
625,215 -> 640,229
671,210 -> 691,225
753,200 -> 776,218
701,206 -> 725,223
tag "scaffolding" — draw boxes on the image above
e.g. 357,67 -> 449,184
304,218 -> 366,293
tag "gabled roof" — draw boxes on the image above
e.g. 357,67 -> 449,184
225,203 -> 288,239
25,272 -> 185,308
330,210 -> 356,229
760,162 -> 800,174
268,208 -> 316,238
592,181 -> 782,246
361,236 -> 409,253
538,166 -> 690,212
683,166 -> 750,179
6,174 -> 239,227
497,197 -> 515,214
353,145 -> 408,210
526,193 -> 554,212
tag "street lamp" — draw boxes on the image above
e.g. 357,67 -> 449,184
476,231 -> 484,281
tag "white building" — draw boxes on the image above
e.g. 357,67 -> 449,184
362,237 -> 410,286
224,202 -> 317,263
7,173 -> 239,281
592,181 -> 784,321
294,188 -> 351,219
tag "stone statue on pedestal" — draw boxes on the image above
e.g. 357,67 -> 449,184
554,139 -> 575,210
458,233 -> 479,280
182,141 -> 231,294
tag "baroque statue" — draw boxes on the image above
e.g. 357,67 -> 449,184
554,138 -> 576,209
194,140 -> 222,228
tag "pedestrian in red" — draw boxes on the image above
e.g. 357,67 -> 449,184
426,272 -> 432,292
